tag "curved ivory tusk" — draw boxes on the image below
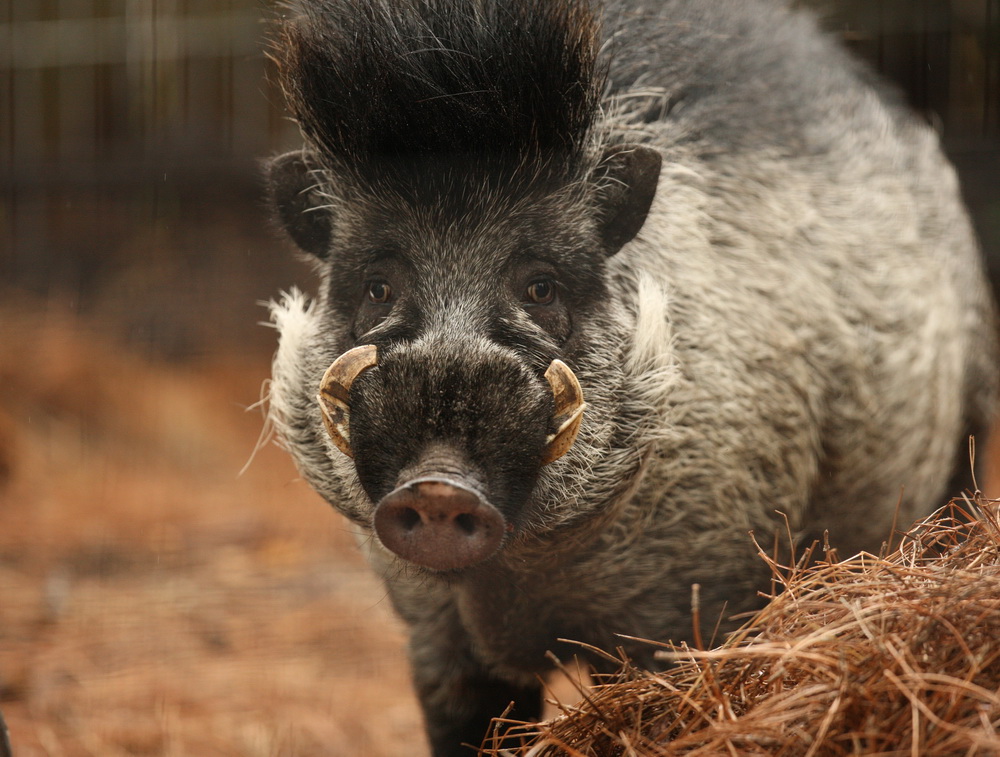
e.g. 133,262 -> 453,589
317,344 -> 378,457
541,359 -> 586,465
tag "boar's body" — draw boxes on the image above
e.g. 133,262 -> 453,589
267,0 -> 999,753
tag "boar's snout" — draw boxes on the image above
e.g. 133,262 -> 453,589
374,477 -> 505,571
317,340 -> 588,570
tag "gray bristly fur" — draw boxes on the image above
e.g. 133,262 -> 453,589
265,0 -> 999,754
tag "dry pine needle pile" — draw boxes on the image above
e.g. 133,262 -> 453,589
487,496 -> 1000,756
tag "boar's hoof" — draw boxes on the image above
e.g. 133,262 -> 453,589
318,344 -> 378,458
374,478 -> 505,571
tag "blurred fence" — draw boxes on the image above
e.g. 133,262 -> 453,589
815,0 -> 999,149
0,0 -> 998,355
1,0 -> 996,184
0,1 -> 303,357
1,0 -> 296,186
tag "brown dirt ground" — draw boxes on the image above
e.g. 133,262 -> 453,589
0,299 -> 997,757
0,301 -> 423,757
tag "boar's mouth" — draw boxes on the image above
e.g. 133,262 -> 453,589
316,344 -> 586,571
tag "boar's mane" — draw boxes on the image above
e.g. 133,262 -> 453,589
276,0 -> 608,192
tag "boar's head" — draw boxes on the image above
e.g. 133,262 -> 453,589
266,0 -> 662,573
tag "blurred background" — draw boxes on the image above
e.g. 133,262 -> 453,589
1,2 -> 422,755
0,1 -> 998,755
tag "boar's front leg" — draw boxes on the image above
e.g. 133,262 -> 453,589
405,600 -> 542,756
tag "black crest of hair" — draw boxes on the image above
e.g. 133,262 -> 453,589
276,0 -> 607,190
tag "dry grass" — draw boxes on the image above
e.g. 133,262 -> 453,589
489,497 -> 1000,756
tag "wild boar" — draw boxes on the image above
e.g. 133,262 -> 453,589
265,0 -> 999,753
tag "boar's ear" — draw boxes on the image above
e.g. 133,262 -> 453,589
267,151 -> 332,259
593,145 -> 662,256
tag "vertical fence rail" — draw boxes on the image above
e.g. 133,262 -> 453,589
0,0 -> 301,299
988,0 -> 1000,135
0,0 -> 295,185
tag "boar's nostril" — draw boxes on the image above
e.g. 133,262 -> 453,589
398,507 -> 422,532
454,512 -> 477,536
373,478 -> 506,572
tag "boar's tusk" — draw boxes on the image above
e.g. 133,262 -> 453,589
317,344 -> 378,458
541,359 -> 586,465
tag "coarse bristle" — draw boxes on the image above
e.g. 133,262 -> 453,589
275,0 -> 606,192
486,495 -> 1000,756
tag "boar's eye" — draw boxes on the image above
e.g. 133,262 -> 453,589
525,277 -> 556,305
367,280 -> 393,304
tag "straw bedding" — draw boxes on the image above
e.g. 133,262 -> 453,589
485,495 -> 1000,756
